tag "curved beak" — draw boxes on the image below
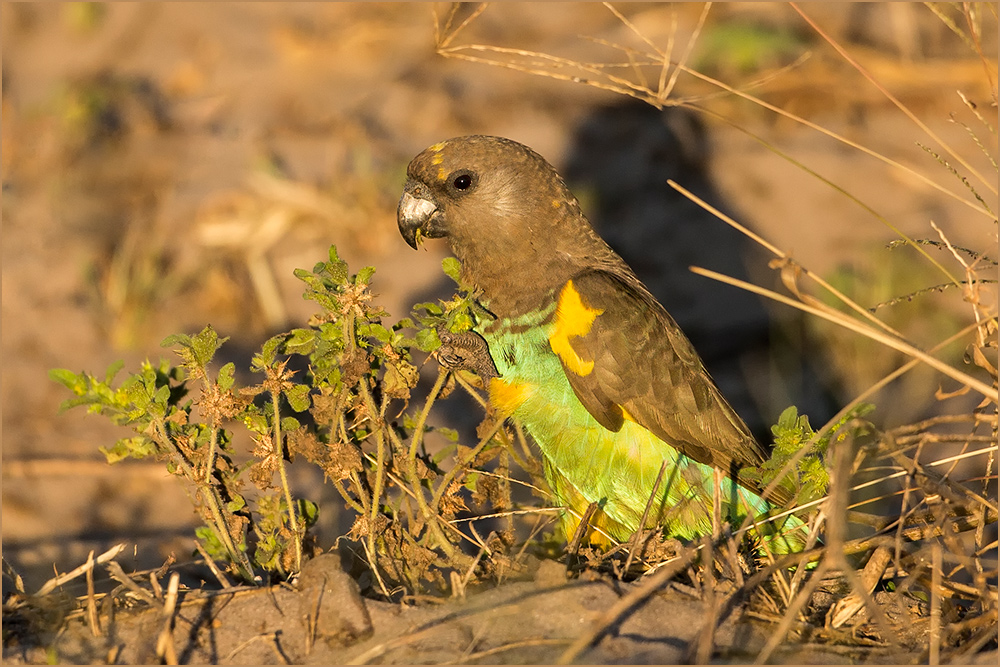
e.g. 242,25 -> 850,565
397,184 -> 442,250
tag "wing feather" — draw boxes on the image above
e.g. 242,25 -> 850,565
552,270 -> 775,497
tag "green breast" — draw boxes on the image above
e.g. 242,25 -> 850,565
476,307 -> 803,552
478,312 -> 705,538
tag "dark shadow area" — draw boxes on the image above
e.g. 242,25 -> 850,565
562,99 -> 840,442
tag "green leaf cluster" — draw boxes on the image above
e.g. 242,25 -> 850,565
744,403 -> 875,507
52,326 -> 258,580
405,257 -> 489,353
51,245 -> 516,595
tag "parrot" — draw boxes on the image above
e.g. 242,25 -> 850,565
397,135 -> 804,553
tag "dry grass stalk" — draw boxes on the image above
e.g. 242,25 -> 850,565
223,632 -> 291,665
565,501 -> 601,559
828,544 -> 893,628
154,572 -> 180,665
930,541 -> 943,665
791,2 -> 996,196
35,542 -> 126,597
84,550 -> 101,638
693,536 -> 718,664
441,638 -> 570,664
690,265 -> 996,400
193,540 -> 234,590
148,571 -> 163,602
623,459 -> 669,575
106,560 -> 159,609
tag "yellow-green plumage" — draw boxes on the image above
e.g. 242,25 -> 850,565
481,292 -> 801,552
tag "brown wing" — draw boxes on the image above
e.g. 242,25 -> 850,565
550,269 -> 773,494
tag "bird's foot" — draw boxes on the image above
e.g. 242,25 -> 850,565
436,328 -> 499,382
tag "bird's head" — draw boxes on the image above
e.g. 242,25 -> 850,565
401,134 -> 597,251
397,136 -> 622,312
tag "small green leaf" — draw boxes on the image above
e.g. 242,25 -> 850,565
283,328 -> 317,356
100,436 -> 158,463
217,362 -> 236,391
160,333 -> 192,349
355,265 -> 376,285
358,322 -> 392,344
297,498 -> 319,527
153,383 -> 171,405
433,442 -> 459,466
326,247 -> 349,284
49,368 -> 84,392
285,384 -> 311,413
415,327 -> 441,352
442,257 -> 462,284
414,301 -> 443,317
255,334 -> 284,370
451,311 -> 473,332
317,322 -> 345,345
195,526 -> 230,561
227,494 -> 247,513
190,325 -> 229,367
243,412 -> 269,434
774,405 -> 800,433
463,472 -> 479,492
104,359 -> 125,384
123,377 -> 149,410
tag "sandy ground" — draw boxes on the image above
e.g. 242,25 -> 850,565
2,3 -> 997,663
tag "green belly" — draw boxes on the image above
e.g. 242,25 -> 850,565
479,318 -> 804,552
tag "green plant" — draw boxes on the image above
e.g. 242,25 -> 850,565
54,241 -> 846,596
741,403 -> 873,509
50,246 -> 525,593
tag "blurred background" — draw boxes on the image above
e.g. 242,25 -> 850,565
3,3 -> 996,591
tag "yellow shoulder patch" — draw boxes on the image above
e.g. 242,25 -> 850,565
488,377 -> 532,416
549,280 -> 603,376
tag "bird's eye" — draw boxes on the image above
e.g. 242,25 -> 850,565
449,170 -> 475,193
